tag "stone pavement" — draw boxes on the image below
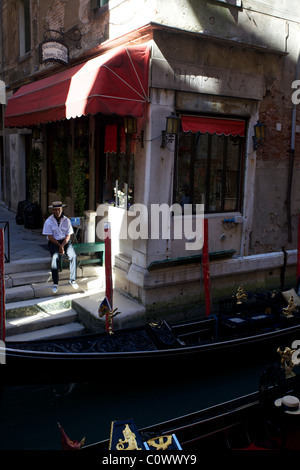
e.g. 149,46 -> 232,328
0,204 -> 49,262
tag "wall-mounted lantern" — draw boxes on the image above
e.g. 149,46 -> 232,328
32,127 -> 41,140
161,113 -> 180,148
253,120 -> 266,150
124,117 -> 144,147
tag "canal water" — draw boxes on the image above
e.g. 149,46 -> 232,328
0,353 -> 279,450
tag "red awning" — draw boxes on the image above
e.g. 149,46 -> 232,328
5,44 -> 150,128
181,115 -> 245,137
104,124 -> 118,153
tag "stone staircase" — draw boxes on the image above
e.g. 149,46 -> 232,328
6,298 -> 86,342
5,257 -> 105,303
5,289 -> 147,342
4,257 -> 106,341
0,207 -> 148,342
3,254 -> 147,342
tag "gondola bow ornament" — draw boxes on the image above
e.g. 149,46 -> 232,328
98,297 -> 121,334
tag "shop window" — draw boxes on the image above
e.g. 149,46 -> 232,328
47,122 -> 70,200
174,130 -> 245,213
104,154 -> 134,209
19,0 -> 31,56
103,128 -> 134,209
74,117 -> 89,215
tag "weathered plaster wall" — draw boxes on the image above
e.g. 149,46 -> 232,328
250,19 -> 300,254
7,134 -> 26,211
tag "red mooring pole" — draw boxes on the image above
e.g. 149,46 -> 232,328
0,228 -> 5,341
104,223 -> 113,332
202,218 -> 211,317
297,214 -> 300,284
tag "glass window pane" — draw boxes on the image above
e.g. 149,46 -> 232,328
193,133 -> 208,208
175,121 -> 245,214
209,134 -> 224,212
24,0 -> 31,53
224,136 -> 240,211
176,133 -> 192,206
103,130 -> 134,208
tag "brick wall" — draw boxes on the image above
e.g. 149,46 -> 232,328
251,64 -> 300,253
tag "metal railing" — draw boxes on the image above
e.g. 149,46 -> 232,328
0,221 -> 10,262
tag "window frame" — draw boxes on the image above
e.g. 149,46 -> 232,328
174,119 -> 246,214
19,0 -> 31,57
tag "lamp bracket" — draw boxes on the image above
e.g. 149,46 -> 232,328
161,130 -> 176,149
130,130 -> 144,148
43,26 -> 82,49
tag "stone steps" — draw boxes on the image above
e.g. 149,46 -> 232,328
6,308 -> 78,337
6,322 -> 85,342
7,269 -> 52,287
5,263 -> 106,303
5,257 -> 50,275
5,298 -> 86,342
2,249 -> 147,341
5,276 -> 104,303
4,289 -> 147,342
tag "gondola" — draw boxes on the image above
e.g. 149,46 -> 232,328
2,288 -> 300,385
80,366 -> 300,451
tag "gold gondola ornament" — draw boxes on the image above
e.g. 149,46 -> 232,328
98,297 -> 121,335
277,346 -> 297,378
235,286 -> 248,305
282,296 -> 297,318
109,419 -> 147,450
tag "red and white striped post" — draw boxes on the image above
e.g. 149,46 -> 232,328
0,228 -> 5,341
104,223 -> 113,332
202,218 -> 211,317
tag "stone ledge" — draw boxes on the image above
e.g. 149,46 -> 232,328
73,290 -> 146,332
6,309 -> 78,336
6,322 -> 85,342
124,251 -> 290,290
4,257 -> 50,275
5,276 -> 104,303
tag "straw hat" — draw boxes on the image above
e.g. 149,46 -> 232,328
274,395 -> 300,414
48,201 -> 66,209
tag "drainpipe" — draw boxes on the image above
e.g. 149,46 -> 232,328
0,0 -> 6,206
287,45 -> 300,243
0,0 -> 3,81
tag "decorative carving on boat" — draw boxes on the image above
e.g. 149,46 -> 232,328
11,329 -> 157,354
282,296 -> 297,318
235,286 -> 248,305
277,346 -> 297,378
147,435 -> 173,450
116,424 -> 142,450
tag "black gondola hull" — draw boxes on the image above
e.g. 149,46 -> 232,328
83,373 -> 300,451
2,319 -> 300,385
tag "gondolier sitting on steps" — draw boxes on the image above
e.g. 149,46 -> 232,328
43,201 -> 78,294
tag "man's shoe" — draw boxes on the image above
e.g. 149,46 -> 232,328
69,280 -> 79,289
52,284 -> 58,294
